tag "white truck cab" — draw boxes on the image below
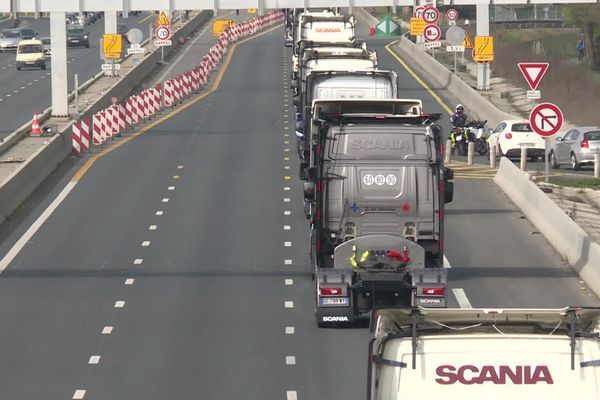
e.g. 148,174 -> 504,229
368,307 -> 600,399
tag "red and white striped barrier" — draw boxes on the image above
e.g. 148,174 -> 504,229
72,119 -> 90,155
104,109 -> 113,139
125,98 -> 134,127
164,80 -> 175,107
93,113 -> 103,146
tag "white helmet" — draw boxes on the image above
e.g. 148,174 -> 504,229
455,104 -> 464,112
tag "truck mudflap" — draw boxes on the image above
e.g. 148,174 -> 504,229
315,268 -> 355,325
411,268 -> 448,308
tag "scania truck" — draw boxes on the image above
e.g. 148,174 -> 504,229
302,100 -> 452,327
368,307 -> 600,399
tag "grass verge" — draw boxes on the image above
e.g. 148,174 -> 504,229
537,175 -> 600,189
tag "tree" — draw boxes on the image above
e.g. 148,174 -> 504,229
563,5 -> 600,69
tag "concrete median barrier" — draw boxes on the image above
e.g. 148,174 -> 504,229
494,157 -> 600,298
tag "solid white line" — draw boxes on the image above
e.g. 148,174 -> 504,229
0,182 -> 77,272
287,391 -> 298,400
114,301 -> 125,308
286,356 -> 296,365
88,355 -> 101,365
285,279 -> 293,286
125,278 -> 135,285
452,288 -> 473,309
73,389 -> 86,399
101,326 -> 113,335
284,259 -> 292,265
284,301 -> 294,309
285,326 -> 295,335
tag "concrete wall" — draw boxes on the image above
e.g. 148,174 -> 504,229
494,157 -> 600,298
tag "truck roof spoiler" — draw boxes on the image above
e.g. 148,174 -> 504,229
371,306 -> 600,371
311,99 -> 437,124
302,15 -> 355,25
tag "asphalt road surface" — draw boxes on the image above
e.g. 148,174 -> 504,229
0,22 -> 596,400
0,13 -> 149,138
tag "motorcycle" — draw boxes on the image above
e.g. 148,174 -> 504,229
451,126 -> 469,156
465,120 -> 489,156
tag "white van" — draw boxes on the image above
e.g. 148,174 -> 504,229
368,307 -> 600,399
16,39 -> 46,70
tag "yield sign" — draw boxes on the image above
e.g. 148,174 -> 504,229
518,63 -> 549,90
529,102 -> 563,137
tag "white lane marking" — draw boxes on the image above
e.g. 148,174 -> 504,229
285,279 -> 293,286
287,391 -> 298,400
34,79 -> 39,82
5,94 -> 11,97
156,211 -> 164,216
452,288 -> 473,309
285,326 -> 295,335
0,99 -> 3,101
0,182 -> 77,272
284,241 -> 292,247
284,259 -> 292,265
114,301 -> 125,308
173,175 -> 180,179
162,198 -> 169,203
283,225 -> 291,231
168,186 -> 175,191
284,211 -> 291,216
284,301 -> 294,309
27,82 -> 32,85
125,278 -> 135,285
284,166 -> 290,170
101,326 -> 113,335
286,356 -> 296,365
142,241 -> 150,247
73,390 -> 86,399
133,258 -> 143,265
284,186 -> 290,191
149,225 -> 157,230
443,255 -> 451,269
20,86 -> 25,89
13,90 -> 18,93
177,165 -> 183,169
88,355 -> 101,365
283,198 -> 291,203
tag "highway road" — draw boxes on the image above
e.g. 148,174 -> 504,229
0,13 -> 150,138
0,19 -> 597,400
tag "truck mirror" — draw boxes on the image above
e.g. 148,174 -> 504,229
444,181 -> 454,204
445,168 -> 454,180
303,181 -> 315,199
295,119 -> 304,133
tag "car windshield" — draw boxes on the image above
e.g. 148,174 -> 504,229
68,29 -> 85,35
511,123 -> 532,132
584,130 -> 600,141
19,44 -> 43,53
2,30 -> 20,38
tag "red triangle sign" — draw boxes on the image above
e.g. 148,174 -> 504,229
518,63 -> 549,90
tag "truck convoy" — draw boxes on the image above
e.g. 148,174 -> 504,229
368,307 -> 600,398
286,8 -> 453,327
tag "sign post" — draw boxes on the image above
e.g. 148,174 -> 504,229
530,102 -> 563,183
155,11 -> 172,64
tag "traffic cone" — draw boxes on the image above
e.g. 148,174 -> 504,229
30,112 -> 41,136
369,26 -> 376,36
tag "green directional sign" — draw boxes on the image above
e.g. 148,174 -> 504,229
376,16 -> 401,36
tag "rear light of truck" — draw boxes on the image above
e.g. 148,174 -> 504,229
423,287 -> 445,296
505,133 -> 513,139
320,287 -> 343,296
581,139 -> 589,148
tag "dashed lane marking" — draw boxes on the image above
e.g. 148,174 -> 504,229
73,389 -> 86,399
142,241 -> 150,247
133,258 -> 143,265
284,186 -> 290,190
284,241 -> 292,247
149,225 -> 157,230
284,301 -> 294,308
284,198 -> 291,202
114,301 -> 125,308
285,326 -> 295,334
286,356 -> 296,365
287,391 -> 298,400
285,279 -> 293,285
101,326 -> 113,335
88,355 -> 101,365
156,211 -> 164,216
162,198 -> 169,203
284,211 -> 291,216
125,278 -> 135,285
173,175 -> 180,179
168,186 -> 175,191
284,259 -> 293,265
284,225 -> 291,230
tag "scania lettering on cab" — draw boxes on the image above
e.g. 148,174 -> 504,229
368,307 -> 600,399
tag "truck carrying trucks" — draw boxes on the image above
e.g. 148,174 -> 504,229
302,100 -> 453,327
368,307 -> 600,399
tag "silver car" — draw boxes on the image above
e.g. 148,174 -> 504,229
549,127 -> 600,170
0,29 -> 22,52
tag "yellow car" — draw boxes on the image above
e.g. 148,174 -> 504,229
16,39 -> 46,70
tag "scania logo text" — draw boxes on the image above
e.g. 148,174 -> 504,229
315,28 -> 342,33
435,365 -> 554,385
322,316 -> 349,322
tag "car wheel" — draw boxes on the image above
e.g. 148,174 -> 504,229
549,151 -> 559,169
85,43 -> 90,48
16,66 -> 21,71
41,64 -> 46,70
571,153 -> 581,171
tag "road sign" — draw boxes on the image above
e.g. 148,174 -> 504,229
154,40 -> 172,46
530,103 -> 563,137
126,45 -> 145,54
156,11 -> 171,26
446,9 -> 458,21
410,18 -> 426,36
423,6 -> 440,23
376,16 -> 401,36
247,8 -> 257,13
126,28 -> 144,45
103,34 -> 122,59
446,25 -> 465,46
414,6 -> 425,18
462,31 -> 474,48
424,41 -> 442,49
518,62 -> 549,91
213,19 -> 235,36
423,24 -> 441,42
527,90 -> 541,99
446,45 -> 465,52
155,25 -> 171,40
101,63 -> 121,70
473,36 -> 494,62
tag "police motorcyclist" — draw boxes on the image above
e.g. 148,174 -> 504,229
449,104 -> 471,144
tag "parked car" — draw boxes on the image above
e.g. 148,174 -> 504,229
15,39 -> 46,70
66,28 -> 90,48
0,29 -> 22,52
41,37 -> 51,57
549,127 -> 600,170
487,120 -> 545,159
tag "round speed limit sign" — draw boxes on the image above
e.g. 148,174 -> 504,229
155,26 -> 171,40
423,6 -> 440,24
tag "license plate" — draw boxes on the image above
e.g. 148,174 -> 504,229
520,143 -> 535,148
455,135 -> 463,141
319,297 -> 349,306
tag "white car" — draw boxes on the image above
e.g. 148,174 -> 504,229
487,120 -> 545,159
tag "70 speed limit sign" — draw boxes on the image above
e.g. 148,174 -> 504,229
155,25 -> 171,40
423,6 -> 440,23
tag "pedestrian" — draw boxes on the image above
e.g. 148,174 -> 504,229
576,36 -> 585,62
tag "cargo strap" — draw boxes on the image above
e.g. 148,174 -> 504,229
372,355 -> 407,368
581,359 -> 600,368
